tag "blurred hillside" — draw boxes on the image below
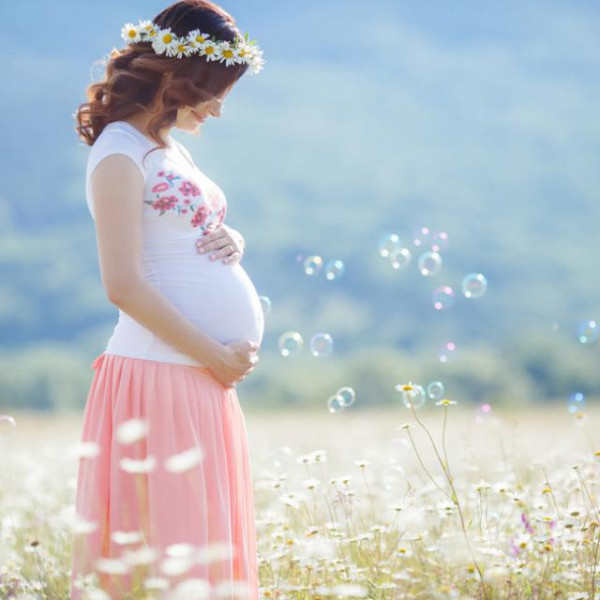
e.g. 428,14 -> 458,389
0,0 -> 599,411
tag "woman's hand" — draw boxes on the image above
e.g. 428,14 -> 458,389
195,224 -> 245,264
207,340 -> 260,389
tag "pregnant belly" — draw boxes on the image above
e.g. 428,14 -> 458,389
146,254 -> 265,346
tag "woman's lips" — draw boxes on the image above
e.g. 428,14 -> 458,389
192,110 -> 206,123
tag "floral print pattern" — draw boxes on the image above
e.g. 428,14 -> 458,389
144,169 -> 226,232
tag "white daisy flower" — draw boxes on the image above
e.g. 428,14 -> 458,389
120,456 -> 156,473
69,441 -> 101,459
217,41 -> 240,66
173,40 -> 194,59
116,418 -> 149,445
200,39 -> 220,61
152,27 -> 178,56
121,22 -> 142,43
164,446 -> 205,473
95,557 -> 130,575
137,19 -> 157,39
122,545 -> 159,566
186,29 -> 212,50
111,530 -> 144,545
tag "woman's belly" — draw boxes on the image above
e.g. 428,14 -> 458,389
144,248 -> 265,347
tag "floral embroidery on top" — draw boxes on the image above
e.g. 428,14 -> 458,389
145,169 -> 226,231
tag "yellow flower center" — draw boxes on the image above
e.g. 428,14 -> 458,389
195,35 -> 206,43
204,45 -> 214,54
238,49 -> 247,57
223,49 -> 234,58
163,33 -> 173,44
128,29 -> 137,38
401,385 -> 413,391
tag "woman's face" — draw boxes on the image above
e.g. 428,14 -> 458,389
177,87 -> 232,132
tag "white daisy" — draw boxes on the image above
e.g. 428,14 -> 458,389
173,40 -> 194,59
217,41 -> 240,66
199,39 -> 220,62
120,456 -> 156,473
137,19 -> 157,40
164,446 -> 205,473
116,418 -> 149,444
186,29 -> 212,50
121,22 -> 142,43
152,27 -> 178,56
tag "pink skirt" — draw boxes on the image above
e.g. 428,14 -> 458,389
70,353 -> 259,599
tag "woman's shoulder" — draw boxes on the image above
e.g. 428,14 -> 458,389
88,122 -> 149,179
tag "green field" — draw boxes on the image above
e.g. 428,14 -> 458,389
1,403 -> 598,598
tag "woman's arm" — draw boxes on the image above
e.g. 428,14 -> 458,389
91,154 -> 226,367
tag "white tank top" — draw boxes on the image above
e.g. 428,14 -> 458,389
85,120 -> 265,366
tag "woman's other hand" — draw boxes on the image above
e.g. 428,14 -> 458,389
207,340 -> 259,389
195,224 -> 245,264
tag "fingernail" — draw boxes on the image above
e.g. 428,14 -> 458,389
199,248 -> 205,253
210,254 -> 216,260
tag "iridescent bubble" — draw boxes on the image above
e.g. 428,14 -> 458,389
567,392 -> 585,415
461,273 -> 488,299
432,286 -> 455,310
427,381 -> 445,401
0,415 -> 16,437
303,255 -> 323,276
337,387 -> 356,407
324,259 -> 345,281
378,233 -> 401,258
390,247 -> 412,269
396,384 -> 426,409
278,331 -> 304,357
258,295 -> 271,316
430,231 -> 449,253
327,394 -> 345,413
412,227 -> 432,248
417,252 -> 442,276
577,320 -> 599,344
310,333 -> 333,357
438,342 -> 457,363
475,403 -> 492,424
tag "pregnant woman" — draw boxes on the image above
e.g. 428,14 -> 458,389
70,1 -> 265,598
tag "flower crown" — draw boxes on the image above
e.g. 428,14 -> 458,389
120,19 -> 265,74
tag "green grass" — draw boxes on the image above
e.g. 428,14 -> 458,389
1,402 -> 598,599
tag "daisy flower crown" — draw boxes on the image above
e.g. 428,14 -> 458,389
121,18 -> 265,74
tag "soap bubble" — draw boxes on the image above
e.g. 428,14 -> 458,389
327,394 -> 345,413
417,252 -> 442,276
426,381 -> 445,401
303,255 -> 323,276
438,342 -> 457,363
278,331 -> 304,357
378,234 -> 401,258
258,295 -> 271,316
327,387 -> 356,413
337,387 -> 356,407
430,231 -> 449,253
432,286 -> 455,310
397,384 -> 426,409
390,247 -> 412,269
324,259 -> 345,281
577,320 -> 598,344
0,415 -> 16,437
412,227 -> 432,248
310,333 -> 333,357
475,404 -> 492,424
567,392 -> 585,415
462,273 -> 488,299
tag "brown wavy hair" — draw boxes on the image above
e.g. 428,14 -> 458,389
74,0 -> 251,160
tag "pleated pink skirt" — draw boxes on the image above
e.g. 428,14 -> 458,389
70,352 -> 259,599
